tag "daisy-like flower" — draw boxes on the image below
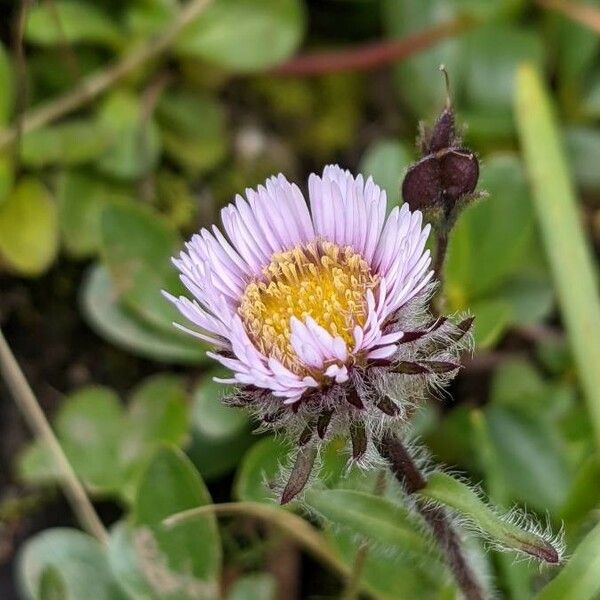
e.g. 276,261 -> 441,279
166,165 -> 472,502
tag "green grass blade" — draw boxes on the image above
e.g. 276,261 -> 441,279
515,64 -> 600,449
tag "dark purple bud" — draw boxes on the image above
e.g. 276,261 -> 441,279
428,107 -> 455,153
317,409 -> 333,439
402,155 -> 442,211
393,361 -> 431,375
346,387 -> 365,409
422,360 -> 461,374
449,316 -> 475,344
376,395 -> 401,416
438,148 -> 479,200
350,420 -> 367,461
262,408 -> 285,424
393,360 -> 460,375
401,66 -> 480,215
398,317 -> 448,344
280,445 -> 317,505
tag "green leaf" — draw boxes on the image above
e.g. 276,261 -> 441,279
226,573 -> 276,600
516,65 -> 600,450
485,405 -> 571,512
120,375 -> 190,495
20,121 -> 113,168
128,375 -> 189,448
494,274 -> 554,327
548,1 -> 600,116
189,375 -> 252,480
234,437 -> 289,503
17,440 -> 62,486
176,0 -> 305,71
107,522 -> 160,600
564,126 -> 600,192
417,472 -> 561,563
0,178 -> 58,276
304,488 -> 432,558
326,529 -> 447,600
38,566 -> 67,600
57,171 -> 131,258
126,0 -> 179,38
81,263 -> 207,364
100,202 -> 184,333
17,528 -> 122,600
383,0 -> 463,116
157,89 -> 227,175
96,90 -> 161,180
446,154 -> 535,302
559,455 -> 600,530
0,41 -> 13,125
470,298 -> 511,349
359,139 -> 412,208
0,152 -> 13,206
536,520 -> 600,600
132,446 -> 222,598
26,1 -> 123,48
461,24 -> 544,113
55,386 -> 126,493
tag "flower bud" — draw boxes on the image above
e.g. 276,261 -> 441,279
402,66 -> 480,216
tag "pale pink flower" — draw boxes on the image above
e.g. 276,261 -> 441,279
166,165 -> 434,403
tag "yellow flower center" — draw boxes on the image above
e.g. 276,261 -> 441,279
238,241 -> 378,374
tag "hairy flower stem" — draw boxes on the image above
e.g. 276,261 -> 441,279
375,431 -> 486,600
432,228 -> 449,287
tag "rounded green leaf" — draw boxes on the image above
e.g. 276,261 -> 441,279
99,202 -> 184,333
0,178 -> 58,276
55,386 -> 125,493
359,139 -> 412,207
120,375 -> 190,495
157,89 -> 227,175
96,91 -> 161,180
17,440 -> 62,486
227,573 -> 276,600
176,0 -> 305,71
132,446 -> 222,598
58,171 -> 131,258
189,375 -> 252,480
26,1 -> 123,48
81,264 -> 207,364
20,121 -> 113,168
17,528 -> 121,600
0,41 -> 13,125
461,24 -> 544,113
234,436 -> 289,503
38,566 -> 67,600
0,152 -> 14,206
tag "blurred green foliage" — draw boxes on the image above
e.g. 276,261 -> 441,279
2,0 -> 600,598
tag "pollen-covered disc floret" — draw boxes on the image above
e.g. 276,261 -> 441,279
166,165 -> 434,403
239,241 -> 378,376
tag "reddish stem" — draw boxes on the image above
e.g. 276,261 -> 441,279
272,17 -> 473,77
